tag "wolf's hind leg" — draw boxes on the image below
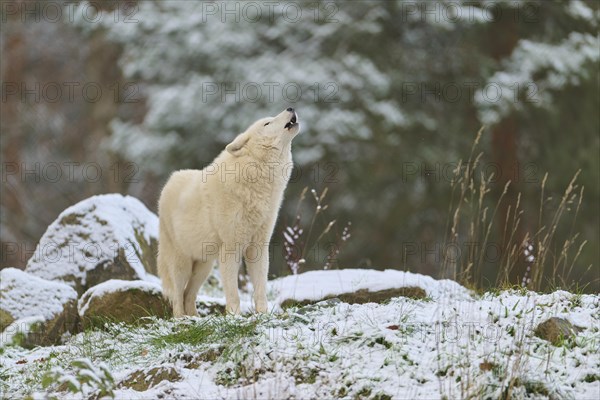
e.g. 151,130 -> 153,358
183,259 -> 214,316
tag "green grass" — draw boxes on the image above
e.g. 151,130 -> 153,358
151,316 -> 259,349
2,315 -> 265,397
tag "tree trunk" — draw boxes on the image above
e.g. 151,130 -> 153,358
488,6 -> 526,285
1,10 -> 26,269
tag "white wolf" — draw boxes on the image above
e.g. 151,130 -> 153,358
157,108 -> 300,316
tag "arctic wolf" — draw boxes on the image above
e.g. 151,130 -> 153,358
157,108 -> 300,316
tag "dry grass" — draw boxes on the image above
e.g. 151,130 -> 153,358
441,128 -> 590,292
282,187 -> 351,274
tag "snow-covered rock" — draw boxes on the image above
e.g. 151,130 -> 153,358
78,280 -> 171,329
25,194 -> 160,295
78,280 -> 228,328
269,269 -> 472,308
0,268 -> 79,347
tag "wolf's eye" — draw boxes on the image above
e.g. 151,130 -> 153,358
263,122 -> 270,126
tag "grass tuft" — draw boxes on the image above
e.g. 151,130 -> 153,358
151,316 -> 259,349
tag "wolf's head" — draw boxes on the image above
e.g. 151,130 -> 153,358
226,108 -> 300,157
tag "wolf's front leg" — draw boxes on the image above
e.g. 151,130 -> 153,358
245,243 -> 269,313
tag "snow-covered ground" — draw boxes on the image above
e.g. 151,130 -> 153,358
1,271 -> 598,400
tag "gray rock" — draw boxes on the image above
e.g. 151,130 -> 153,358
0,268 -> 79,347
534,317 -> 583,345
78,280 -> 171,329
281,286 -> 427,309
25,194 -> 159,295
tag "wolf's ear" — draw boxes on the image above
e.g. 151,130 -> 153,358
226,133 -> 249,156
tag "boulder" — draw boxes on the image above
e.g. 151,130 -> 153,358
78,280 -> 172,329
270,269 -> 469,309
281,287 -> 427,309
0,268 -> 79,347
336,287 -> 426,303
25,194 -> 159,295
534,317 -> 582,345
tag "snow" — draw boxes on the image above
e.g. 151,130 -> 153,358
0,268 -> 77,320
67,1 -> 417,176
477,32 -> 600,124
106,120 -> 181,175
77,279 -> 164,316
25,194 -> 159,288
567,0 -> 597,24
2,283 -> 598,399
269,268 -> 473,306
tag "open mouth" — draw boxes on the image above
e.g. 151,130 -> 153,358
284,113 -> 298,130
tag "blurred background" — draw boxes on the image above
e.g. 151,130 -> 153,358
1,1 -> 598,292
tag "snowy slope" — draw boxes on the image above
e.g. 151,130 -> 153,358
1,281 -> 598,399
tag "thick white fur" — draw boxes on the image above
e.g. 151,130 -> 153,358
157,109 -> 300,316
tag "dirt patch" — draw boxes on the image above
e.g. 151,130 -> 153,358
119,367 -> 181,391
